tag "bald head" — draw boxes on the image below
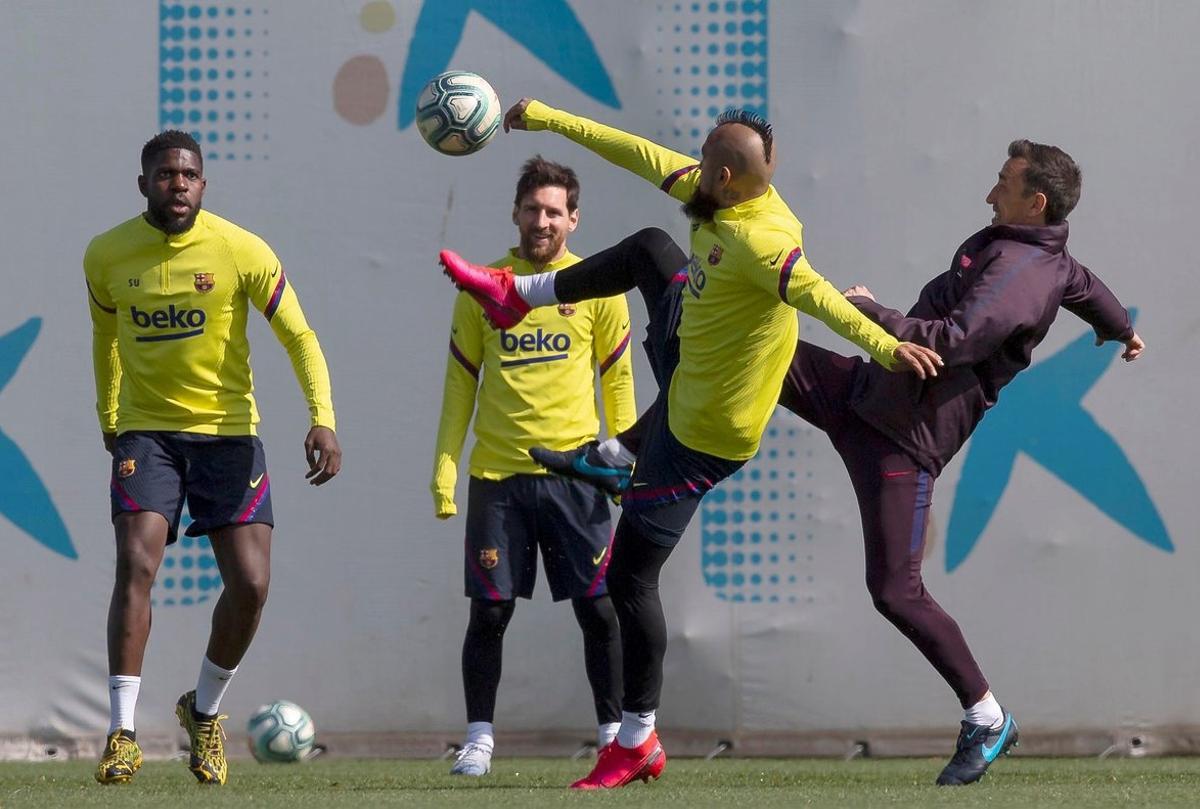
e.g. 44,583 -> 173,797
695,110 -> 775,209
708,121 -> 774,186
683,109 -> 777,222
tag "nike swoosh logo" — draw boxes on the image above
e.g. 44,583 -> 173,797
592,547 -> 607,566
621,321 -> 630,330
769,249 -> 784,267
573,456 -> 625,477
271,267 -> 280,278
981,715 -> 1013,762
249,473 -> 265,489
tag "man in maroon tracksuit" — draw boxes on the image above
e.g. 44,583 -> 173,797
778,139 -> 1144,786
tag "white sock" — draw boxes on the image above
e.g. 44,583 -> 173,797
108,675 -> 140,733
598,722 -> 620,748
194,657 -> 237,717
616,710 -> 655,748
465,721 -> 495,752
513,272 -> 559,307
597,438 -> 636,466
965,691 -> 1004,729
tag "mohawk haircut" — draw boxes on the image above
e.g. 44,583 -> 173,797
141,130 -> 203,174
715,108 -> 774,163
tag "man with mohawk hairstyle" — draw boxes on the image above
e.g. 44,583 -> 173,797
439,99 -> 942,789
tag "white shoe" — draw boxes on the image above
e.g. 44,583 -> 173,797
449,742 -> 492,776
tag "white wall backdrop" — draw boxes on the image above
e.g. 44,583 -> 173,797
0,0 -> 1194,750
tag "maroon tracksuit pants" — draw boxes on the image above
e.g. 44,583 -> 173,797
778,341 -> 989,708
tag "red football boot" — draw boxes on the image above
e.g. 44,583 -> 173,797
438,249 -> 531,329
570,732 -> 666,790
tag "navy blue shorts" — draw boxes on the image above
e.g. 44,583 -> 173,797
464,474 -> 613,602
620,275 -> 744,547
109,431 -> 273,544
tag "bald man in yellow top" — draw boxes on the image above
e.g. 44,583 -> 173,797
86,130 -> 340,787
439,102 -> 941,789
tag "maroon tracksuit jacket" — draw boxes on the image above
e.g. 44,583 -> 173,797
848,222 -> 1134,475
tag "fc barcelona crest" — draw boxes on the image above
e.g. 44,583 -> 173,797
707,244 -> 723,266
117,459 -> 137,478
557,303 -> 577,317
479,548 -> 499,570
194,273 -> 215,293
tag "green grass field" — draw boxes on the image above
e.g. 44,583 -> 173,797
3,757 -> 1199,808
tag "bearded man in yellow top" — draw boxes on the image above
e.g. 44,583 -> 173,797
440,102 -> 941,789
86,130 -> 340,787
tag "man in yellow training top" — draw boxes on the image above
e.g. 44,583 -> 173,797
85,131 -> 341,786
441,101 -> 942,789
432,157 -> 636,777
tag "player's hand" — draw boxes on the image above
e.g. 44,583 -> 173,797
842,284 -> 875,301
892,342 -> 942,379
503,98 -> 532,132
304,426 -> 342,486
102,432 -> 116,455
1097,331 -> 1145,362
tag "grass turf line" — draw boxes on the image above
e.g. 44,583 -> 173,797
3,757 -> 1200,808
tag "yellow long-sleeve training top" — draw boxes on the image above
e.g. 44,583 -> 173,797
84,209 -> 335,436
522,100 -> 900,461
430,248 -> 636,518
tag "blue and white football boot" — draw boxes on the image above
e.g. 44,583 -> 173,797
529,442 -> 632,500
936,708 -> 1019,786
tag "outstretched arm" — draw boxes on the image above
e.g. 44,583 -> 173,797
1061,255 -> 1143,361
505,98 -> 703,203
741,238 -> 941,377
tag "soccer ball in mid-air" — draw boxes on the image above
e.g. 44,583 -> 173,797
246,700 -> 316,763
415,71 -> 502,156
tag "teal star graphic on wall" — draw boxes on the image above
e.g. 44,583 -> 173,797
0,318 -> 74,559
945,310 -> 1167,571
398,0 -> 620,129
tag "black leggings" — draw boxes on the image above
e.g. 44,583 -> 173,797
552,226 -> 685,307
604,518 -> 674,713
462,596 -> 622,724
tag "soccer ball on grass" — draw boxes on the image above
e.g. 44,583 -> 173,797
246,700 -> 316,763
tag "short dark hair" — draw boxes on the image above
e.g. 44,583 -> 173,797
514,155 -> 580,212
141,130 -> 203,174
1007,139 -> 1081,224
715,108 -> 773,164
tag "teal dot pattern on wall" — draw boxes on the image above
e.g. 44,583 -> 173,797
159,3 -> 269,161
654,0 -> 768,156
152,510 -> 223,608
701,419 -> 819,604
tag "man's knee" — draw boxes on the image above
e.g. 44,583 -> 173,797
626,227 -> 685,277
114,547 -> 159,592
572,594 -> 618,635
226,569 -> 270,612
468,599 -> 515,636
627,227 -> 673,252
868,575 -> 920,622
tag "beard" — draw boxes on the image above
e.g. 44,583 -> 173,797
682,188 -> 721,223
147,201 -> 201,234
519,231 -> 565,264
